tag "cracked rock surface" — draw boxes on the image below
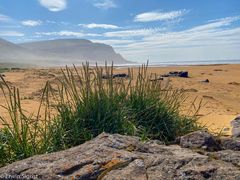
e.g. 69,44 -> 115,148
0,132 -> 240,179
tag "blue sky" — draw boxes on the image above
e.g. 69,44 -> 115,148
0,0 -> 240,62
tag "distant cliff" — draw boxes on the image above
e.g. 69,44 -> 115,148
0,38 -> 129,66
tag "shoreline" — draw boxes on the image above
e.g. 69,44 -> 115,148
1,60 -> 240,69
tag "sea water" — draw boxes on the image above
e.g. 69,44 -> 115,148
114,59 -> 240,68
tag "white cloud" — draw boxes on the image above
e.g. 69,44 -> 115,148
0,31 -> 24,37
36,31 -> 100,37
188,16 -> 240,32
79,23 -> 120,29
38,0 -> 67,12
107,16 -> 240,62
104,28 -> 165,38
94,0 -> 117,9
0,14 -> 11,22
29,15 -> 240,63
134,10 -> 187,22
22,20 -> 42,27
91,39 -> 135,46
46,20 -> 57,24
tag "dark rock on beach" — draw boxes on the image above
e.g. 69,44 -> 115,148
229,82 -> 240,86
201,79 -> 210,83
162,71 -> 189,78
113,73 -> 129,78
102,74 -> 111,79
1,132 -> 240,179
178,71 -> 189,78
102,73 -> 129,79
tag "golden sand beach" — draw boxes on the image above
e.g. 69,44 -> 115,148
0,64 -> 239,135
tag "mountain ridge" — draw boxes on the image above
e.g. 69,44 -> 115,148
0,38 -> 129,66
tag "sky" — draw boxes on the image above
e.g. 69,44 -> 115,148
0,0 -> 240,63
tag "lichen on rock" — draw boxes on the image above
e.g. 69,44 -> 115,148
0,132 -> 240,179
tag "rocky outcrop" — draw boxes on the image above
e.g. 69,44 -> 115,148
220,137 -> 240,151
231,115 -> 240,137
180,130 -> 240,152
179,130 -> 221,151
1,132 -> 240,179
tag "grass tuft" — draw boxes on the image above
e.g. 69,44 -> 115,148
0,62 -> 203,166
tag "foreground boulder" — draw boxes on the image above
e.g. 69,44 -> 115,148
180,130 -> 240,152
179,130 -> 221,151
220,137 -> 240,151
0,133 -> 240,179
